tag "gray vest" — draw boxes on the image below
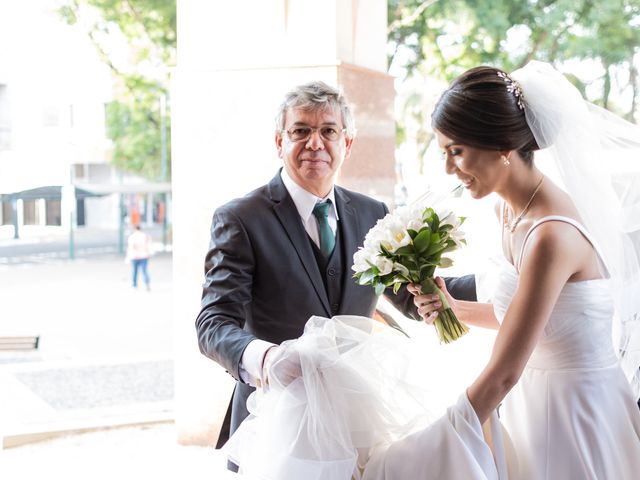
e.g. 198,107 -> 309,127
308,221 -> 345,316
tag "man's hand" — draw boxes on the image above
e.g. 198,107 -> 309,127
261,341 -> 302,389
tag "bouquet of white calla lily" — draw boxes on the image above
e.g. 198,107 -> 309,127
352,201 -> 469,344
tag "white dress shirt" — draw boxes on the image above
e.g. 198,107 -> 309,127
239,169 -> 338,386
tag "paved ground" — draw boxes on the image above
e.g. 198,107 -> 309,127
0,227 -> 499,479
0,224 -> 168,264
1,424 -> 237,479
0,252 -> 233,478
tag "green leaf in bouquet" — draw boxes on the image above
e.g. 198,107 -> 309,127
394,245 -> 415,256
430,214 -> 440,232
393,262 -> 411,277
419,264 -> 436,279
365,260 -> 381,275
358,269 -> 377,285
379,272 -> 397,286
393,282 -> 402,294
390,274 -> 407,284
374,282 -> 386,296
439,257 -> 454,268
417,258 -> 439,267
400,257 -> 419,271
407,228 -> 419,240
422,207 -> 435,222
425,242 -> 447,257
413,228 -> 432,254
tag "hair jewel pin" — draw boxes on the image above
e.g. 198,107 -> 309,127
497,71 -> 525,110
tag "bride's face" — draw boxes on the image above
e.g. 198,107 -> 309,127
435,130 -> 505,199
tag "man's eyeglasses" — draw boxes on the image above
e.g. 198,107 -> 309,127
282,125 -> 346,143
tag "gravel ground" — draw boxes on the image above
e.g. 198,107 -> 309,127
14,360 -> 173,411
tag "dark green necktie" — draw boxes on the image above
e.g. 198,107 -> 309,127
312,200 -> 335,258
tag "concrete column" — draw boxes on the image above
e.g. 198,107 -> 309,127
38,198 -> 46,226
16,198 -> 23,227
145,194 -> 153,226
172,0 -> 395,446
12,198 -> 21,239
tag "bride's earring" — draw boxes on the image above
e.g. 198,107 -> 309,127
502,155 -> 510,166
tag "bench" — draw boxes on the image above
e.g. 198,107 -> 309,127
0,335 -> 40,351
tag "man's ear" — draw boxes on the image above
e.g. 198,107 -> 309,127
275,133 -> 284,159
343,136 -> 354,160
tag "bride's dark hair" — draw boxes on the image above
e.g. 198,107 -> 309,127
431,66 -> 540,165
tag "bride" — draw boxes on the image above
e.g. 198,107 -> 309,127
224,62 -> 640,479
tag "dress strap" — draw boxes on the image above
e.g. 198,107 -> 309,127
501,201 -> 507,230
516,216 -> 608,275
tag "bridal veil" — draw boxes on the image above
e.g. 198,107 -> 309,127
511,61 -> 640,398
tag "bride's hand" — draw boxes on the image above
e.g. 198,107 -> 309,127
407,277 -> 456,325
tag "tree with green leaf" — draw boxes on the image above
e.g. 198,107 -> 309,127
58,0 -> 176,180
388,0 -> 640,167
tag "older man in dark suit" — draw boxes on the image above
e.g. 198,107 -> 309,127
195,81 -> 476,469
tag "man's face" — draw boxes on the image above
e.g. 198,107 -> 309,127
276,105 -> 353,197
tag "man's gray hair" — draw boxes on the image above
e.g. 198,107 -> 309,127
275,81 -> 356,138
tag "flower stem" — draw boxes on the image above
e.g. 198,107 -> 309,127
419,277 -> 469,344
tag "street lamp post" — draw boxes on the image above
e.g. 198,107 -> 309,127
63,183 -> 76,260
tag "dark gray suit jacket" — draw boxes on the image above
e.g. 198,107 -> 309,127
196,171 -> 476,447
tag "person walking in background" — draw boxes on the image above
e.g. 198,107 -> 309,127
127,225 -> 152,290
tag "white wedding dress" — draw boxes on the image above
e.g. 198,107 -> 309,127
224,218 -> 640,480
493,216 -> 640,479
224,315 -> 509,480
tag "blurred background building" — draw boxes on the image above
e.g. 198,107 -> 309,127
0,0 -> 170,246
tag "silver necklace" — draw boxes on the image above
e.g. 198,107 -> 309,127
503,177 -> 544,233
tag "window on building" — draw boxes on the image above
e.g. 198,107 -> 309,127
76,199 -> 85,226
23,200 -> 39,225
0,84 -> 10,150
45,199 -> 61,226
73,164 -> 87,180
1,200 -> 12,225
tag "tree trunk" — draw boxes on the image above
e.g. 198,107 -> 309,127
602,61 -> 611,110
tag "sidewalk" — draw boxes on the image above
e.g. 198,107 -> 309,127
1,424 -> 236,479
0,224 -> 169,265
0,253 -> 232,478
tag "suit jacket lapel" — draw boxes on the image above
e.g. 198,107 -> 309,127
269,173 -> 331,316
335,187 -> 362,309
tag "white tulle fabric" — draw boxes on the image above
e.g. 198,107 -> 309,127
511,61 -> 640,398
223,315 -> 508,479
493,216 -> 640,479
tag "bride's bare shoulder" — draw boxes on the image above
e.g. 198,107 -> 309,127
535,182 -> 581,220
